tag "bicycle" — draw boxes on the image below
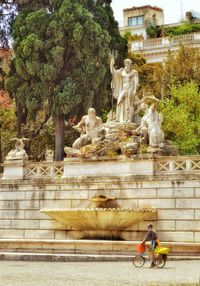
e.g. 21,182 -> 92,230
131,243 -> 169,268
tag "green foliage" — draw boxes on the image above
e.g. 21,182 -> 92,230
163,23 -> 200,37
160,82 -> 200,154
0,107 -> 16,161
146,25 -> 157,38
6,1 -> 111,131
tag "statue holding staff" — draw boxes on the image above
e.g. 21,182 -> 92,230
110,57 -> 139,123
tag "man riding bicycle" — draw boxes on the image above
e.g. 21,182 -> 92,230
142,224 -> 159,268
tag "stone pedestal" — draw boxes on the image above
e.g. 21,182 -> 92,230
3,159 -> 27,180
63,156 -> 154,178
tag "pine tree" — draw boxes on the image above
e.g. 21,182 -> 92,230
6,0 -> 112,160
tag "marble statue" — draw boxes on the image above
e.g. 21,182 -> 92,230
45,149 -> 54,162
72,108 -> 103,149
110,57 -> 139,123
137,97 -> 164,147
6,138 -> 29,160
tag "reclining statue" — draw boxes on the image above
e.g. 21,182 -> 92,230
72,108 -> 103,149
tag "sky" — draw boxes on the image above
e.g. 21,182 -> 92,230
111,0 -> 200,27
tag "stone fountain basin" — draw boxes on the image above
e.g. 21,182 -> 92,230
40,208 -> 156,231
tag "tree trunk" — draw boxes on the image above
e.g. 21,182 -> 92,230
55,115 -> 64,161
0,129 -> 2,165
16,99 -> 22,138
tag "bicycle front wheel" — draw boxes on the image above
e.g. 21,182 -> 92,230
131,255 -> 145,268
155,255 -> 166,268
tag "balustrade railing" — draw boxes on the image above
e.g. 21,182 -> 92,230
154,157 -> 200,175
2,156 -> 200,179
25,162 -> 64,179
131,32 -> 200,51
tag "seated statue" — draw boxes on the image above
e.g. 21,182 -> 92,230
137,97 -> 164,148
72,108 -> 103,149
6,138 -> 29,161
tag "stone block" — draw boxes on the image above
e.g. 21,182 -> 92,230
117,199 -> 138,209
0,230 -> 24,239
0,201 -> 12,209
0,220 -> 12,229
25,191 -> 56,200
12,220 -> 39,229
138,220 -> 175,231
17,185 -> 36,191
25,230 -> 55,239
157,188 -> 194,198
176,199 -> 200,209
0,210 -> 24,219
157,231 -> 194,242
138,199 -> 175,209
71,200 -> 90,208
24,210 -> 50,220
195,188 -> 200,197
120,189 -> 157,199
40,200 -> 72,209
158,210 -> 194,220
55,190 -> 88,200
3,162 -> 26,179
0,192 -> 25,200
194,232 -> 200,242
55,231 -> 68,240
12,200 -> 39,210
63,159 -> 154,177
176,220 -> 200,231
40,220 -> 68,230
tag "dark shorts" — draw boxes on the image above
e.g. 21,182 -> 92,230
151,240 -> 158,252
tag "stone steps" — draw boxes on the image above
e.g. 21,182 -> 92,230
0,252 -> 200,262
0,239 -> 200,256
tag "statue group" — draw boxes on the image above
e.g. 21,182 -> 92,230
64,57 -> 175,158
5,57 -> 175,162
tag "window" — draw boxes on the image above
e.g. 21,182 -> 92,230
128,16 -> 144,26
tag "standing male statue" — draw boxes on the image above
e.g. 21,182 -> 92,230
110,57 -> 139,123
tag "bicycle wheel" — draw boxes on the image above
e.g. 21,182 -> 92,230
155,255 -> 166,268
131,255 -> 145,268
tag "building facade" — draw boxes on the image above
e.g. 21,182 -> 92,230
120,5 -> 164,40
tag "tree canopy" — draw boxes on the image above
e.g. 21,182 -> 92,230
5,0 -> 127,160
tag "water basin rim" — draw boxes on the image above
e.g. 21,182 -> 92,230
40,208 -> 156,212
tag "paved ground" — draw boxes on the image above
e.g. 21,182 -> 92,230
0,260 -> 200,286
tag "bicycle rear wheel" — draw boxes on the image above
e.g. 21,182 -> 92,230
131,255 -> 145,268
155,254 -> 166,268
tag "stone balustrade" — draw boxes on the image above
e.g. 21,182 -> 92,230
154,156 -> 200,175
131,32 -> 200,51
25,162 -> 64,179
2,155 -> 200,180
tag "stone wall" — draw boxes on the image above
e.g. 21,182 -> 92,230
0,170 -> 200,242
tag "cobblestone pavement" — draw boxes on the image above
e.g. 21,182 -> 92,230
0,260 -> 200,286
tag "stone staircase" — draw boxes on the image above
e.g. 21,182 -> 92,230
0,239 -> 199,261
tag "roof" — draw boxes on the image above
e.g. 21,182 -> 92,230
123,5 -> 163,13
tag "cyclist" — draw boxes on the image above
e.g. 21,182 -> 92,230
142,224 -> 159,268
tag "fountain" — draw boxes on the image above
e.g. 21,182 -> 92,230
40,195 -> 156,239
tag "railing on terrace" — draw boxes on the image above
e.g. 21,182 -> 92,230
2,156 -> 200,179
154,157 -> 200,175
25,161 -> 64,179
131,32 -> 200,51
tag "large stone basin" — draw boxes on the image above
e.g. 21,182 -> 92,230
40,208 -> 156,231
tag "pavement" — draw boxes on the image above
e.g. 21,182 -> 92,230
0,260 -> 200,286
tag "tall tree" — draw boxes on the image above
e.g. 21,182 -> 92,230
6,0 -> 111,160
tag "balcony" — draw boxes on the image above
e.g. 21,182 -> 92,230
131,32 -> 200,51
131,32 -> 200,62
